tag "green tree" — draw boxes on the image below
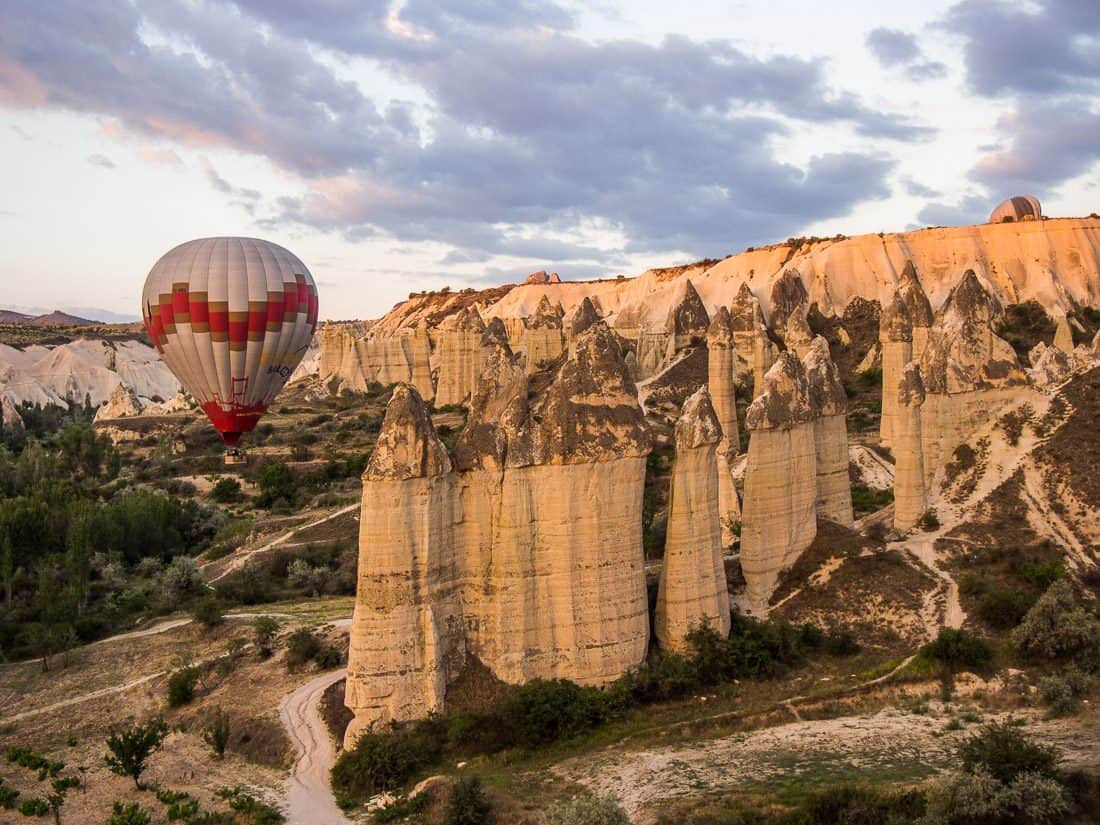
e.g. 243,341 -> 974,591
251,616 -> 280,659
105,718 -> 168,789
105,801 -> 151,825
211,477 -> 243,504
0,528 -> 13,608
64,502 -> 96,612
202,708 -> 231,759
445,777 -> 492,825
256,462 -> 296,508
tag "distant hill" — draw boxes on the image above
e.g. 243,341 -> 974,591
26,310 -> 98,326
0,309 -> 32,323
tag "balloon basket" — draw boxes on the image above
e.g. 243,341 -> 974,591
224,448 -> 248,466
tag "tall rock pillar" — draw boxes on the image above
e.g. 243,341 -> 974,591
803,337 -> 854,527
707,306 -> 741,537
434,307 -> 487,407
740,352 -> 818,609
879,293 -> 913,449
655,387 -> 730,652
893,362 -> 927,532
344,385 -> 464,746
730,283 -> 772,398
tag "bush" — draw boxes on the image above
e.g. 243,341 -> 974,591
284,628 -> 323,671
1017,557 -> 1066,588
255,462 -> 297,509
105,718 -> 168,788
211,477 -> 242,504
978,587 -> 1036,629
920,627 -> 993,670
1038,667 -> 1094,718
331,717 -> 445,804
0,784 -> 18,809
19,796 -> 49,816
960,721 -> 1059,784
203,708 -> 232,758
445,776 -> 492,825
167,667 -> 201,706
375,793 -> 429,823
252,616 -> 280,658
918,509 -> 940,531
1012,580 -> 1100,669
824,630 -> 861,657
191,597 -> 225,628
923,767 -> 1068,825
541,795 -> 632,825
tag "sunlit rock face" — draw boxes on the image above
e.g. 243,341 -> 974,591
729,283 -> 774,399
346,322 -> 651,742
740,351 -> 817,609
706,306 -> 741,541
802,337 -> 853,528
521,295 -> 565,374
893,362 -> 927,532
879,261 -> 933,449
919,270 -> 1025,483
655,387 -> 730,653
665,279 -> 710,355
318,322 -> 434,401
434,307 -> 489,407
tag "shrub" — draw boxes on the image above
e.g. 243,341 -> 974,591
211,477 -> 242,503
284,628 -> 323,671
978,587 -> 1036,629
18,796 -> 49,816
105,718 -> 169,788
255,462 -> 297,509
923,767 -> 1068,825
1038,667 -> 1094,718
921,627 -> 993,670
252,616 -> 280,658
203,708 -> 232,758
331,717 -> 445,804
444,776 -> 492,825
824,630 -> 861,657
918,509 -> 940,531
0,784 -> 18,809
215,787 -> 284,824
1017,557 -> 1066,588
167,667 -> 201,706
960,721 -> 1059,783
541,795 -> 632,825
375,793 -> 429,823
1012,580 -> 1100,668
191,597 -> 225,628
106,801 -> 152,825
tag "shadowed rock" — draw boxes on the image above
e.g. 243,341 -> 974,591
769,269 -> 809,331
893,362 -> 927,531
803,337 -> 853,527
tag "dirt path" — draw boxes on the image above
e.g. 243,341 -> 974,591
902,533 -> 964,635
279,668 -> 352,825
206,503 -> 359,583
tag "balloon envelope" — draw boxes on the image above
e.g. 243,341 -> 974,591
142,237 -> 318,446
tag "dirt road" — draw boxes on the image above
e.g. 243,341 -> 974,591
279,668 -> 352,825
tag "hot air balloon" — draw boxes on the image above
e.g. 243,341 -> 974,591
142,237 -> 319,463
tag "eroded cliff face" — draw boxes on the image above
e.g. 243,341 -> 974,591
655,387 -> 730,652
893,362 -> 927,532
879,261 -> 933,448
521,295 -> 565,374
803,337 -> 853,528
740,352 -> 818,608
318,322 -> 434,400
346,323 -> 651,741
434,307 -> 489,407
665,279 -> 710,355
730,283 -> 773,398
920,270 -> 1025,483
344,385 -> 463,744
706,307 -> 741,538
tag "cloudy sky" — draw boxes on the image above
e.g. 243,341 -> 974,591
0,0 -> 1097,321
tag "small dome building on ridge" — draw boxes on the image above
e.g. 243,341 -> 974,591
989,195 -> 1042,224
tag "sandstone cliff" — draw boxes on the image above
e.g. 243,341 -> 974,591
434,307 -> 488,407
655,387 -> 730,653
665,279 -> 710,356
93,383 -> 143,421
893,362 -> 927,532
521,295 -> 565,373
879,261 -> 933,448
802,337 -> 853,527
706,306 -> 741,539
344,385 -> 464,743
1,393 -> 24,432
740,352 -> 818,608
729,283 -> 773,397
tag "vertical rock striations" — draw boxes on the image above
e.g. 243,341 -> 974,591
769,269 -> 809,332
898,260 -> 934,359
803,337 -> 854,527
893,362 -> 927,532
740,352 -> 818,608
522,295 -> 565,373
919,270 -> 1025,483
784,303 -> 815,360
706,307 -> 741,538
730,283 -> 773,398
434,307 -> 488,407
344,385 -> 464,744
655,387 -> 730,653
879,261 -> 933,448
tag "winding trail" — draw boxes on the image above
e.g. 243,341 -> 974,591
206,503 -> 359,583
279,668 -> 352,825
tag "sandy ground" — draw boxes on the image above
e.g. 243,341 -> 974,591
554,704 -> 1100,824
280,668 -> 352,825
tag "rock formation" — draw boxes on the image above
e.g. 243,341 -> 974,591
784,303 -> 815,359
769,269 -> 809,332
729,283 -> 773,398
346,321 -> 651,742
94,383 -> 143,421
521,295 -> 565,373
655,387 -> 730,653
1053,317 -> 1075,353
665,279 -> 710,356
434,307 -> 488,407
706,307 -> 741,538
802,337 -> 853,527
1,394 -> 24,433
1027,342 -> 1073,387
524,270 -> 561,285
893,362 -> 927,532
879,261 -> 933,448
920,270 -> 1025,483
740,352 -> 818,608
318,322 -> 433,400
568,296 -> 601,344
344,384 -> 464,742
